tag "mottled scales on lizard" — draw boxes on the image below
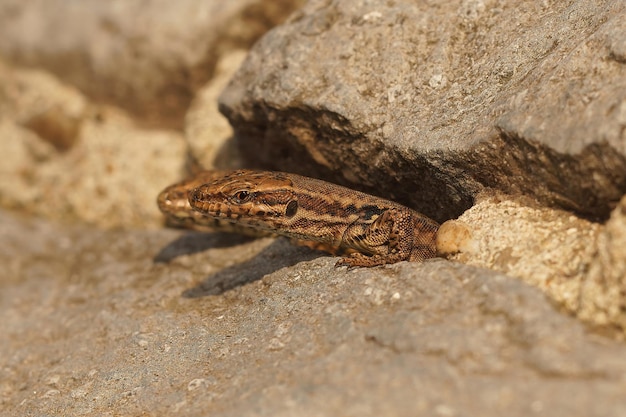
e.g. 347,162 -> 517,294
157,171 -> 349,254
188,170 -> 439,268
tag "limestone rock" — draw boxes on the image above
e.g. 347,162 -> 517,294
443,193 -> 604,324
435,190 -> 626,335
186,50 -> 248,170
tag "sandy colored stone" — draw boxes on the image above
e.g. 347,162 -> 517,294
0,59 -> 88,150
186,50 -> 248,170
1,209 -> 626,416
0,62 -> 187,228
447,194 -> 600,320
442,192 -> 626,335
579,194 -> 626,330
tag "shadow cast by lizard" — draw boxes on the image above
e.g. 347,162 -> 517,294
181,238 -> 329,298
153,231 -> 256,263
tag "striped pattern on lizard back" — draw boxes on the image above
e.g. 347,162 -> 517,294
188,170 -> 439,268
157,170 -> 350,254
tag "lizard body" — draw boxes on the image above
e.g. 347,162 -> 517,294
188,170 -> 439,267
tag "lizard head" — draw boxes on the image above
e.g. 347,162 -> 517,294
157,171 -> 230,227
188,170 -> 299,231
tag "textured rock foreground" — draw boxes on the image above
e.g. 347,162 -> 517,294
2,210 -> 626,416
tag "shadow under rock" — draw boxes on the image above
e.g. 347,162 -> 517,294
153,231 -> 256,263
182,238 -> 330,298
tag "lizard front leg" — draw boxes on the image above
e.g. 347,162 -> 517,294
335,208 -> 417,268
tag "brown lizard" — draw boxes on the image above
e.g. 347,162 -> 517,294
157,171 -> 350,254
187,170 -> 440,268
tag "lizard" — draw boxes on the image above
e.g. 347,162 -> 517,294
187,169 -> 440,268
157,170 -> 350,254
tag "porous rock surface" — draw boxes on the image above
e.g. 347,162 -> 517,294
2,210 -> 626,416
0,60 -> 186,229
186,50 -> 249,170
441,193 -> 625,332
580,194 -> 626,330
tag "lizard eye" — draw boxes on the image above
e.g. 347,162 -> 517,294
232,190 -> 252,203
285,200 -> 298,217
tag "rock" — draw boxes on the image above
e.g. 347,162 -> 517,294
0,59 -> 88,150
438,191 -> 626,334
445,193 -> 600,318
186,50 -> 248,170
219,0 -> 626,222
580,195 -> 626,330
2,209 -> 626,416
0,0 -> 305,127
0,61 -> 186,228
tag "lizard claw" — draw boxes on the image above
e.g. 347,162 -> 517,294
335,254 -> 388,269
334,257 -> 357,269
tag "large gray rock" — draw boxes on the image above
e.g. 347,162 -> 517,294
219,0 -> 626,221
2,210 -> 626,416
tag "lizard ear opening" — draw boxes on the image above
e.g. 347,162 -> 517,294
285,200 -> 298,217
